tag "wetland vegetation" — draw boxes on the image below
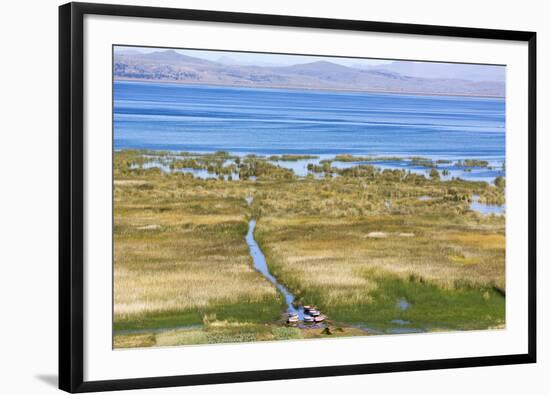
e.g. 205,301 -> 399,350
114,150 -> 505,348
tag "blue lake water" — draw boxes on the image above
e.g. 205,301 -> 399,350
114,80 -> 505,161
470,195 -> 506,215
115,80 -> 506,187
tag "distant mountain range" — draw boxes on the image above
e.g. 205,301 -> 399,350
354,61 -> 505,83
114,50 -> 505,97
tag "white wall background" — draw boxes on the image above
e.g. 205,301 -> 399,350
0,0 -> 546,393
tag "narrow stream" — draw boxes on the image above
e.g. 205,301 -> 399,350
245,219 -> 305,320
244,197 -> 420,333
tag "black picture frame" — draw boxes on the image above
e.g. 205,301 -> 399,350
59,2 -> 537,392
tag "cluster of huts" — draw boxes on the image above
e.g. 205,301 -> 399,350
287,305 -> 327,324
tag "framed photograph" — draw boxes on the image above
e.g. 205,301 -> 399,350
59,2 -> 536,392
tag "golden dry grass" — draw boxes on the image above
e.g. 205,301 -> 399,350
259,214 -> 504,295
113,174 -> 281,328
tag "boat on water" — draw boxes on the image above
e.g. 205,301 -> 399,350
314,314 -> 326,323
287,314 -> 299,323
309,309 -> 321,317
